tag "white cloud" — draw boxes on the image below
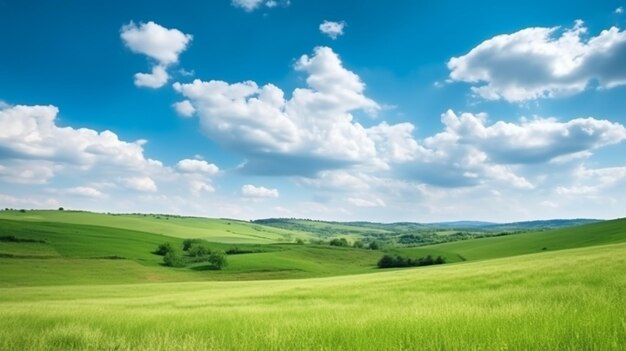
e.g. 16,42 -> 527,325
319,20 -> 346,39
0,161 -> 56,184
448,21 -> 626,101
390,109 -> 624,189
556,165 -> 626,196
123,177 -> 157,192
174,46 -> 391,176
241,184 -> 279,198
65,186 -> 105,198
176,159 -> 219,175
231,0 -> 287,11
189,180 -> 215,194
134,65 -> 169,88
121,21 -> 192,89
347,196 -> 386,208
120,21 -> 192,65
616,7 -> 624,14
231,0 -> 263,11
0,105 -> 162,175
437,110 -> 626,164
172,100 -> 196,117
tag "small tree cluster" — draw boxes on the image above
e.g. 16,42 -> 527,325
155,240 -> 228,269
163,250 -> 186,267
208,251 -> 228,270
329,238 -> 349,247
154,242 -> 175,256
377,254 -> 445,269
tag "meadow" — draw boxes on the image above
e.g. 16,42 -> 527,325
0,243 -> 624,350
0,211 -> 625,350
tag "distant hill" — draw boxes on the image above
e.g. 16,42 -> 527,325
252,218 -> 603,245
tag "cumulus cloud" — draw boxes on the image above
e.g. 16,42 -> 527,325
231,0 -> 288,11
123,177 -> 158,192
448,21 -> 626,101
347,196 -> 386,208
0,105 -> 161,174
319,20 -> 346,39
172,100 -> 196,117
394,110 -> 624,189
438,110 -> 626,164
121,21 -> 192,88
176,159 -> 219,175
556,165 -> 626,196
174,46 -> 390,176
616,7 -> 624,14
0,103 -> 223,202
134,65 -> 169,88
65,186 -> 105,198
241,184 -> 279,198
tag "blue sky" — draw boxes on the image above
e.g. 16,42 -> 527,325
1,0 -> 626,222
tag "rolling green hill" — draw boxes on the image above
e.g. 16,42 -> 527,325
1,214 -> 625,287
394,217 -> 626,262
0,210 -> 312,243
0,242 -> 623,350
0,218 -> 381,286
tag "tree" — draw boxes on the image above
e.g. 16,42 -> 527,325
329,238 -> 349,247
163,250 -> 186,267
353,240 -> 364,249
368,241 -> 380,250
377,255 -> 396,268
154,242 -> 175,256
188,244 -> 210,257
58,207 -> 64,211
208,251 -> 228,270
183,239 -> 202,251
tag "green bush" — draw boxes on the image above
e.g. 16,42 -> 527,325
183,239 -> 202,251
154,243 -> 175,256
329,238 -> 349,247
163,250 -> 186,267
377,254 -> 446,269
188,244 -> 211,257
368,241 -> 380,250
208,251 -> 228,270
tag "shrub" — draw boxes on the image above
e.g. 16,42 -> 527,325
163,250 -> 186,267
353,240 -> 364,249
368,241 -> 380,250
182,239 -> 203,251
295,238 -> 305,245
188,244 -> 211,258
208,251 -> 228,270
329,238 -> 349,247
154,243 -> 175,256
377,254 -> 446,269
225,247 -> 254,255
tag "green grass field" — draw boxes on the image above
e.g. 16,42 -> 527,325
394,218 -> 626,262
0,243 -> 624,350
0,210 -> 312,243
0,211 -> 625,350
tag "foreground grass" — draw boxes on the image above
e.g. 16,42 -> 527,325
1,243 -> 624,350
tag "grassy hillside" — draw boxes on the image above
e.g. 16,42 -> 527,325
0,210 -> 312,243
0,218 -> 382,286
0,242 -> 623,350
1,216 -> 625,286
394,217 -> 626,262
